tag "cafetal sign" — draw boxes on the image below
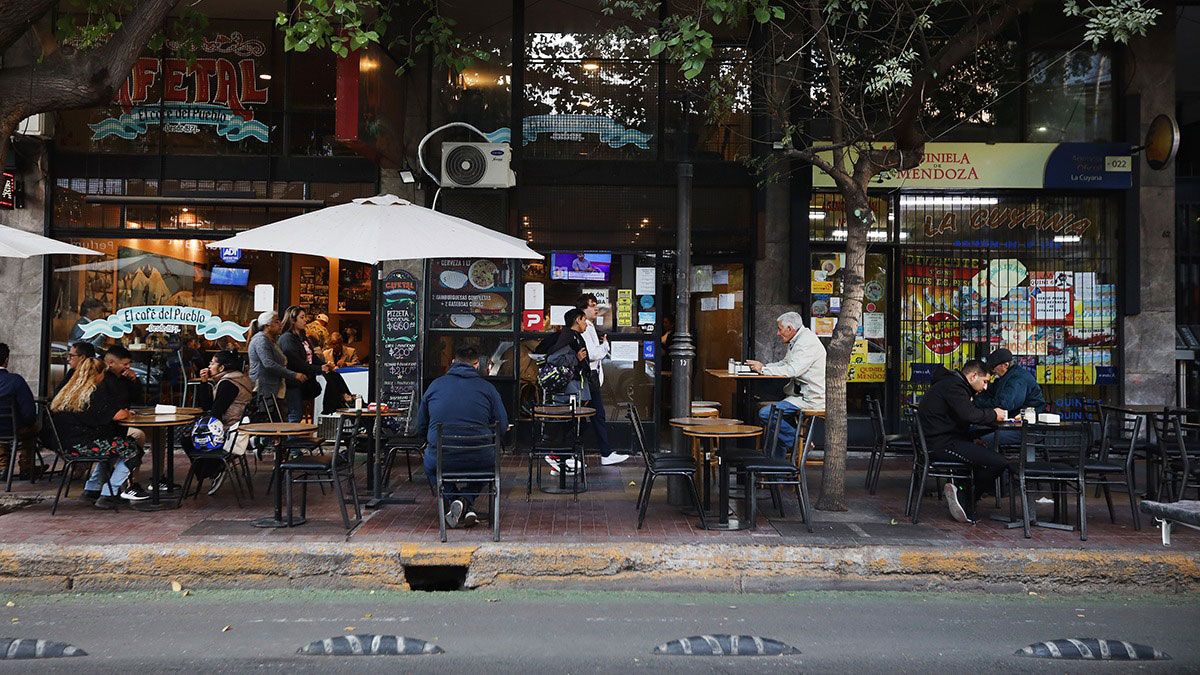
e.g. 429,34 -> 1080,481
90,32 -> 270,143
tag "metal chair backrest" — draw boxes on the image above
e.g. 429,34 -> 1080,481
1098,405 -> 1143,464
0,396 -> 14,441
866,396 -> 886,448
624,403 -> 653,464
799,415 -> 824,467
384,389 -> 418,436
255,394 -> 283,423
434,423 -> 502,478
1019,422 -> 1088,472
1155,409 -> 1200,460
1081,403 -> 1106,449
905,403 -> 930,465
762,405 -> 787,460
331,411 -> 362,469
40,405 -> 64,455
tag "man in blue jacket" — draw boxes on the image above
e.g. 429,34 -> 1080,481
976,348 -> 1045,448
418,347 -> 508,529
0,343 -> 39,480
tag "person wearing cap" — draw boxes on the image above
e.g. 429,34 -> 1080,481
248,310 -> 305,403
305,313 -> 331,350
974,348 -> 1045,418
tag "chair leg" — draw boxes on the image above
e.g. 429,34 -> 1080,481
405,448 -> 414,482
865,450 -> 878,490
1100,481 -> 1115,524
5,440 -> 16,492
284,470 -> 294,527
492,476 -> 501,542
332,470 -> 351,530
636,474 -> 656,529
635,467 -> 650,511
437,481 -> 448,542
685,475 -> 707,529
798,471 -> 814,533
1078,479 -> 1088,542
1019,476 -> 1032,539
904,462 -> 919,517
746,473 -> 758,530
51,461 -> 72,515
911,466 -> 930,525
347,468 -> 362,524
240,455 -> 254,500
300,481 -> 309,520
1127,472 -> 1141,531
770,485 -> 784,517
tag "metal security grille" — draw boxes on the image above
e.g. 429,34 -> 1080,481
438,189 -> 509,233
898,193 -> 1120,422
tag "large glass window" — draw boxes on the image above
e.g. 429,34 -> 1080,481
1025,50 -> 1113,142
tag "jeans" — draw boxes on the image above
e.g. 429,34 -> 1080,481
584,370 -> 613,455
85,460 -> 132,496
758,400 -> 803,455
976,428 -> 1022,450
424,448 -> 495,510
285,385 -> 305,423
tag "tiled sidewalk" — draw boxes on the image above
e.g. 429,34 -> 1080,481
0,450 -> 1194,551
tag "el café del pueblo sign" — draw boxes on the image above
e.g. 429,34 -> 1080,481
82,306 -> 249,342
90,32 -> 270,143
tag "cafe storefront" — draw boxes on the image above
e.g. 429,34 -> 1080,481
807,142 -> 1131,424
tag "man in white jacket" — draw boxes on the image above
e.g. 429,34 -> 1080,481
745,311 -> 827,453
577,294 -> 629,466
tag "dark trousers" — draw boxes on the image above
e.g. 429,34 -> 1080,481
584,370 -> 612,455
321,370 -> 352,415
424,448 -> 494,509
931,438 -> 1010,515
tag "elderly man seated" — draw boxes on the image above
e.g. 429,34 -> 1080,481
417,347 -> 508,529
745,311 -> 827,453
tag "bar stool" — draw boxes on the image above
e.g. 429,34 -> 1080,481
690,406 -> 719,418
692,400 -> 722,410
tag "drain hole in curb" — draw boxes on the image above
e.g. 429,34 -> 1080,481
404,565 -> 468,591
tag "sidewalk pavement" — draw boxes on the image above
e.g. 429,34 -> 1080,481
0,451 -> 1195,593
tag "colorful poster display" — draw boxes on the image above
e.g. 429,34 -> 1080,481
616,289 -> 633,327
427,258 -> 514,331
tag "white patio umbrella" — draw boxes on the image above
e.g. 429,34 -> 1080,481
0,224 -> 102,258
207,194 -> 541,509
206,194 -> 540,264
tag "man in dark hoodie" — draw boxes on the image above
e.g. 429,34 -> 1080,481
917,359 -> 1008,523
418,347 -> 509,529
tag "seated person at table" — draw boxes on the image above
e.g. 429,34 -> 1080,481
0,343 -> 41,479
745,311 -> 827,454
50,357 -> 147,507
918,360 -> 1009,523
55,341 -> 98,396
417,347 -> 508,529
195,350 -> 253,430
975,348 -> 1045,448
322,332 -> 360,368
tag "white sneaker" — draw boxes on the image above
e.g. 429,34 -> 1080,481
943,482 -> 969,523
206,470 -> 227,496
600,452 -> 631,466
445,499 -> 464,528
544,455 -> 578,471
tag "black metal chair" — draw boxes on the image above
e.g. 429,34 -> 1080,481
904,403 -> 975,525
279,410 -> 362,531
434,422 -> 502,542
864,395 -> 912,495
177,351 -> 204,408
742,406 -> 814,532
1084,405 -> 1144,529
1015,422 -> 1089,541
180,422 -> 254,507
526,393 -> 587,500
379,390 -> 423,484
1154,410 -> 1200,502
1,396 -> 18,492
44,408 -> 121,514
625,403 -> 706,530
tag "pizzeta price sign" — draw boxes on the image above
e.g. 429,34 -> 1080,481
380,268 -> 421,411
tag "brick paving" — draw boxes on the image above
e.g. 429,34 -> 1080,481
0,449 -> 1195,551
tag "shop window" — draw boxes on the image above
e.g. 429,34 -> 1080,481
288,111 -> 358,157
808,252 -> 888,401
433,1 -> 513,133
663,51 -> 752,162
1025,50 -> 1113,142
808,192 -> 890,242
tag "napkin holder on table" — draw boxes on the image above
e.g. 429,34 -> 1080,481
154,404 -> 177,414
1037,413 -> 1061,424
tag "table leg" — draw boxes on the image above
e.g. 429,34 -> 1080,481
365,414 -> 418,508
133,427 -> 177,512
699,440 -> 750,531
252,439 -> 306,527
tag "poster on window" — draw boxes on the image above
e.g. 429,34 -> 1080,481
427,258 -> 514,331
1031,287 -> 1074,326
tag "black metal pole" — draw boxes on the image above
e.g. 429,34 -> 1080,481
669,99 -> 696,461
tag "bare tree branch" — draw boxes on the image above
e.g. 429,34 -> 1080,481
0,0 -> 56,55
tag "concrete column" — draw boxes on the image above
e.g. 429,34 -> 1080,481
1121,3 -> 1176,405
0,141 -> 49,392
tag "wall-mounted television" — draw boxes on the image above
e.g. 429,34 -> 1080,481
210,266 -> 250,286
549,251 -> 612,282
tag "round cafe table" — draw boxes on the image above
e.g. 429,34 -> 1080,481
335,406 -> 412,507
531,405 -> 595,497
682,424 -> 764,531
240,422 -> 318,528
118,412 -> 198,511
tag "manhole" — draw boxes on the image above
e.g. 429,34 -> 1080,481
0,638 -> 87,659
298,635 -> 442,656
655,635 -> 800,656
403,565 -> 467,592
1017,639 -> 1171,661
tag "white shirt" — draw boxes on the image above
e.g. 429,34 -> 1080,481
761,327 -> 827,410
582,320 -> 608,384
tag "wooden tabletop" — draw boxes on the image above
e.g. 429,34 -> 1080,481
336,407 -> 409,417
119,412 -> 199,427
533,405 -> 596,419
132,406 -> 203,416
682,424 -> 763,438
704,368 -> 788,380
669,417 -> 744,427
1112,404 -> 1169,414
239,422 -> 318,436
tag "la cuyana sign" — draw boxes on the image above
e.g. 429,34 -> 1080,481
82,306 -> 249,342
811,142 -> 1132,190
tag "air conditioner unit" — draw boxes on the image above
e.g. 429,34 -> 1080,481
16,114 -> 53,138
440,142 -> 516,188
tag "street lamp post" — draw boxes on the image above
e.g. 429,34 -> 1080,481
667,98 -> 695,503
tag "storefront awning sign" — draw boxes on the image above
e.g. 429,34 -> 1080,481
812,142 -> 1132,190
82,305 -> 249,342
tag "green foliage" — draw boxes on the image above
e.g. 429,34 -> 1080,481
55,0 -> 207,59
1064,0 -> 1162,47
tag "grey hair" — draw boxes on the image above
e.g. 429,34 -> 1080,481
776,311 -> 804,331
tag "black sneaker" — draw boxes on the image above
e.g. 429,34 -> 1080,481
445,499 -> 464,528
80,489 -> 101,500
461,510 -> 479,528
94,495 -> 120,510
120,484 -> 150,502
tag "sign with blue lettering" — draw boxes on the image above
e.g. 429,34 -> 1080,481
1043,143 -> 1132,190
219,247 -> 242,264
81,305 -> 249,341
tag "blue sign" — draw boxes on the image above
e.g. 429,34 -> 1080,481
642,340 -> 656,360
1043,143 -> 1132,190
484,115 -> 653,149
219,247 -> 242,264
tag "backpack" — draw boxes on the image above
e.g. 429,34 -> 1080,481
537,360 -> 575,394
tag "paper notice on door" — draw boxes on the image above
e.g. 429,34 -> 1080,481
635,267 -> 656,295
700,296 -> 718,311
713,269 -> 730,285
691,265 -> 714,293
549,304 -> 572,325
610,340 -> 639,362
524,282 -> 545,310
718,293 -> 735,310
863,312 -> 885,338
812,317 -> 836,337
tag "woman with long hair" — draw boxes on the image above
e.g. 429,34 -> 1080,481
50,357 -> 144,509
277,305 -> 332,422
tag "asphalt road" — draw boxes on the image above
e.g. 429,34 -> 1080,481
0,588 -> 1196,673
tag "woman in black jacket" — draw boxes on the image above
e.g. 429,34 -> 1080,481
277,306 -> 332,422
50,357 -> 144,509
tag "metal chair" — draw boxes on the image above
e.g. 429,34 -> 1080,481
279,410 -> 362,531
904,403 -> 975,524
742,406 -> 814,531
434,422 -> 502,542
44,409 -> 121,514
180,423 -> 254,507
1154,410 -> 1200,502
864,395 -> 912,495
1015,422 -> 1089,541
626,403 -> 706,530
1,396 -> 18,492
1084,406 -> 1144,529
379,390 -> 422,484
177,351 -> 204,408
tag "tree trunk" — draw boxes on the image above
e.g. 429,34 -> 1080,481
816,186 -> 872,511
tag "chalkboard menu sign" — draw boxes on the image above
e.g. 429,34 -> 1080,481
380,268 -> 421,412
428,258 -> 514,331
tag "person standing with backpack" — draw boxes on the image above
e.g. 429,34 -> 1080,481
575,294 -> 628,466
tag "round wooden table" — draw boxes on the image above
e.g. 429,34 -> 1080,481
240,422 -> 318,528
669,417 -> 744,427
118,412 -> 199,511
531,406 -> 596,496
689,407 -> 719,418
683,424 -> 764,531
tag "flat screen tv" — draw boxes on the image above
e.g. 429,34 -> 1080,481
549,251 -> 612,282
210,266 -> 250,286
